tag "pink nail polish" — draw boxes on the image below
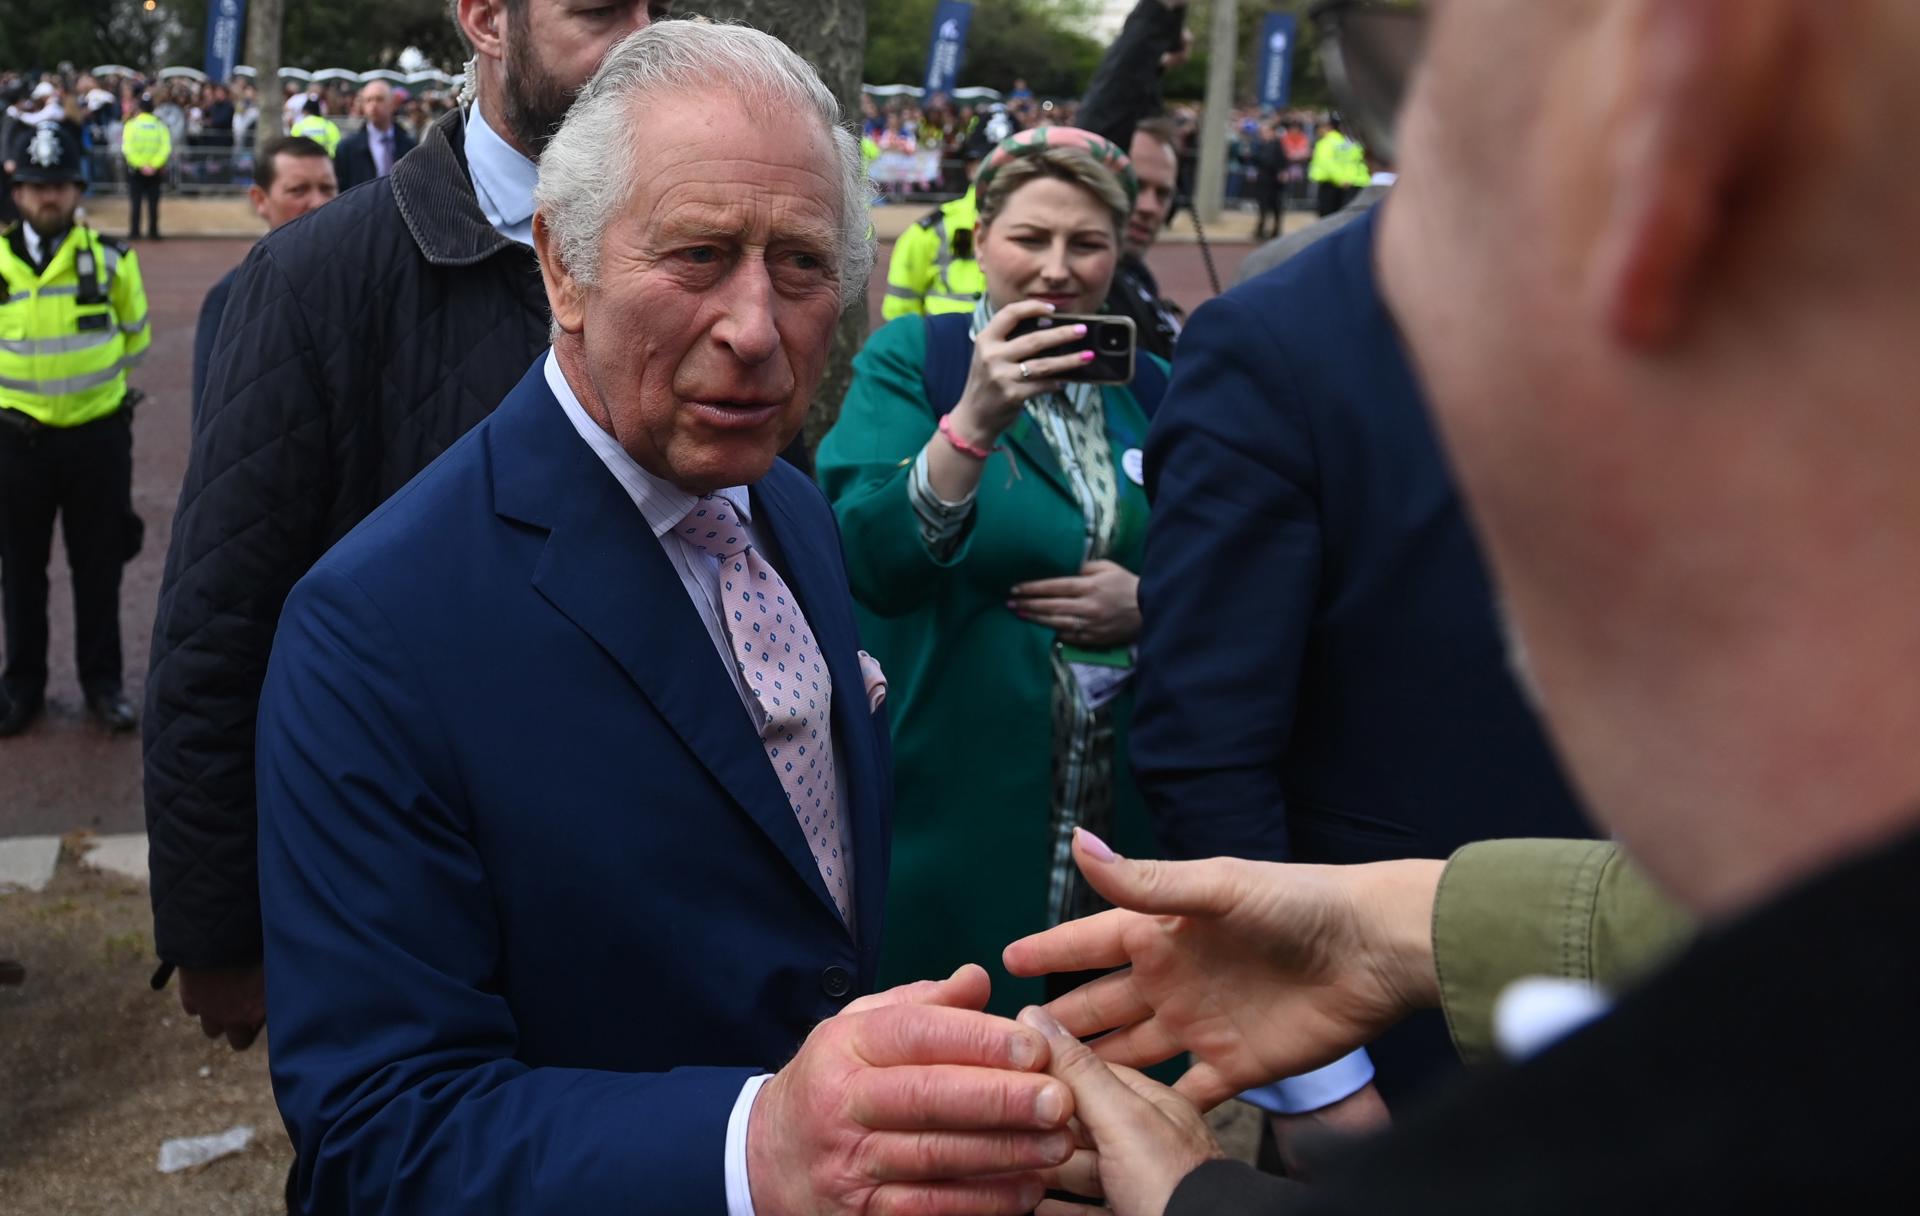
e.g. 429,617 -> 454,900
1080,350 -> 1096,363
1075,827 -> 1119,862
1073,324 -> 1088,335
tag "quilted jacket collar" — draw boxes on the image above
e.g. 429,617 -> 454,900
392,107 -> 522,269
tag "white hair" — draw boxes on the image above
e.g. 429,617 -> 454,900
534,20 -> 875,305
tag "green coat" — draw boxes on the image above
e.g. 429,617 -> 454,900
818,317 -> 1164,1012
1434,839 -> 1693,1064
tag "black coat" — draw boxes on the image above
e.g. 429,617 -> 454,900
144,108 -> 551,971
1168,824 -> 1920,1214
333,121 -> 418,193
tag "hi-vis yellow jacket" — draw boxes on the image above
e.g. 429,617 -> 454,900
121,112 -> 173,171
0,226 -> 151,427
882,186 -> 985,320
291,114 -> 342,157
1308,130 -> 1370,189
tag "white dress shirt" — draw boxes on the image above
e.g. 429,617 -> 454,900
368,121 -> 396,177
20,222 -> 64,268
465,99 -> 538,247
548,352 -> 853,1216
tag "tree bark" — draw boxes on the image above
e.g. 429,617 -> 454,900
698,0 -> 869,454
246,0 -> 286,157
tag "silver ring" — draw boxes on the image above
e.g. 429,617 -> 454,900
1018,361 -> 1032,381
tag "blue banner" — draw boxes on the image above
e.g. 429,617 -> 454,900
205,0 -> 248,83
923,1 -> 975,97
1258,12 -> 1299,110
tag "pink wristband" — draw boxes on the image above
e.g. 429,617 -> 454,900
938,412 -> 999,461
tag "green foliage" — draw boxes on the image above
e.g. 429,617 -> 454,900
166,0 -> 468,71
0,0 -> 174,74
2,1 -> 470,76
865,0 -> 1106,97
1162,1 -> 1331,108
861,0 -> 1344,110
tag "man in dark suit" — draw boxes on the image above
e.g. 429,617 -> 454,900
1132,206 -> 1591,1110
332,79 -> 415,192
999,0 -> 1920,1211
256,24 -> 1072,1215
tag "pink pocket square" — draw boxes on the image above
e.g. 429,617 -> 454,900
858,650 -> 888,711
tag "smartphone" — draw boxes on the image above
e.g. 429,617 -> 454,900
1007,313 -> 1138,385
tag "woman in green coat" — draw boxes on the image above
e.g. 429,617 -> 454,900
818,127 -> 1168,1013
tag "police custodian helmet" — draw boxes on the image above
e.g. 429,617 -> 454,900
12,121 -> 87,186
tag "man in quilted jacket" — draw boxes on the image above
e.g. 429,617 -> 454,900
144,0 -> 673,1056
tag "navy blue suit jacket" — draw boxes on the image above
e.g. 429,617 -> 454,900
1132,209 -> 1591,1095
333,122 -> 418,193
257,359 -> 892,1213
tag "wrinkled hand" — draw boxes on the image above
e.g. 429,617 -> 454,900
1021,1006 -> 1221,1216
177,963 -> 266,1050
1009,560 -> 1141,648
951,300 -> 1098,445
1268,1082 -> 1391,1181
747,964 -> 1075,1216
1004,831 -> 1443,1110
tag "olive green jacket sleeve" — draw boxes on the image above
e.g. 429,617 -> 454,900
1433,839 -> 1693,1065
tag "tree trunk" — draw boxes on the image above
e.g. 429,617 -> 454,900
698,0 -> 869,454
246,0 -> 285,157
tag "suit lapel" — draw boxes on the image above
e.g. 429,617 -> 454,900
1006,389 -> 1149,509
489,370 -> 847,927
753,471 -> 888,956
1003,411 -> 1073,500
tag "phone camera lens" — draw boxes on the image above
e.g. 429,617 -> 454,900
1100,329 -> 1128,351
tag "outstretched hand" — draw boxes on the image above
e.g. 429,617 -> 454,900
1003,830 -> 1444,1110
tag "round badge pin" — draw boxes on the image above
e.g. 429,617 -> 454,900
1122,448 -> 1145,486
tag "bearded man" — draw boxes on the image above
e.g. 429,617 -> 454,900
145,1 -> 672,1053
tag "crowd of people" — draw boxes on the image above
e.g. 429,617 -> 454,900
4,0 -> 1915,1212
0,64 -> 459,203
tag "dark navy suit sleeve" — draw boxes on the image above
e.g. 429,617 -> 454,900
1132,289 -> 1321,862
258,564 -> 752,1215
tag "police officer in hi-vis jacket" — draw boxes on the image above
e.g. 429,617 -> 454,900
0,120 -> 150,735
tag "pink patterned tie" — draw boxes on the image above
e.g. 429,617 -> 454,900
676,495 -> 851,926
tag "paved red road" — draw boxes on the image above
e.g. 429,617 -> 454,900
0,232 -> 1258,838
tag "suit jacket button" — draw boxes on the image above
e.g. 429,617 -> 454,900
820,966 -> 853,1000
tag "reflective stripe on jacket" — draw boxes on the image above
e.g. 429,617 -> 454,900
0,226 -> 150,426
122,113 -> 173,171
1309,131 -> 1371,188
882,187 -> 984,320
291,115 -> 342,157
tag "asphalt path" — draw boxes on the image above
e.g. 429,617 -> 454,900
0,231 -> 1263,838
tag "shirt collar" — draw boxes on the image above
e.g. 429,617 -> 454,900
542,350 -> 752,536
21,224 -> 66,266
465,98 -> 540,247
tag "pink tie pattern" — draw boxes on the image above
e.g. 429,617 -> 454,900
676,496 -> 851,925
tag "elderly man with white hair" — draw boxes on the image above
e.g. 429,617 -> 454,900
254,22 -> 1074,1216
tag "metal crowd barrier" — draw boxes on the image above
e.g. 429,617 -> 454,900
84,144 -> 258,196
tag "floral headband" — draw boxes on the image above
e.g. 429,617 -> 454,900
974,126 -> 1139,209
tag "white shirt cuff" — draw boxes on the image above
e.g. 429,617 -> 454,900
1237,1049 -> 1375,1115
724,1072 -> 775,1216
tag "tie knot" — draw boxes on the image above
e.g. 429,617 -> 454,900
676,495 -> 750,561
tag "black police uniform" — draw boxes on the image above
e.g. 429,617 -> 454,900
0,121 -> 145,734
